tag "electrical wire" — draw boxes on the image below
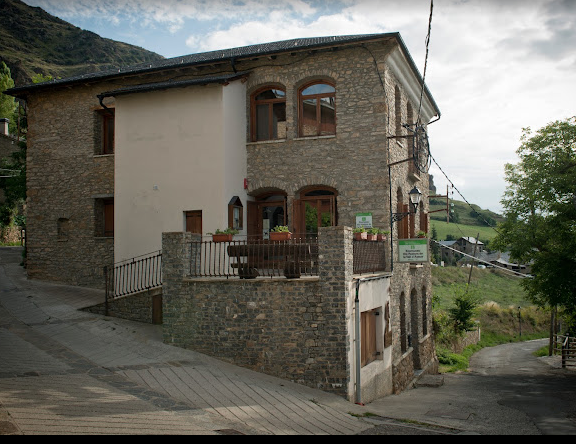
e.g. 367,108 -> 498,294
430,152 -> 503,235
417,0 -> 434,126
430,238 -> 532,279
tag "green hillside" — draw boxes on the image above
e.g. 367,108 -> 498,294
429,196 -> 503,246
431,219 -> 499,245
0,0 -> 164,86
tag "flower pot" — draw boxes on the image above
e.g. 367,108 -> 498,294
212,234 -> 233,243
354,232 -> 367,241
366,234 -> 377,241
377,234 -> 387,242
270,231 -> 292,241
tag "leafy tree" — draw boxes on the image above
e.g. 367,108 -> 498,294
447,285 -> 480,335
0,62 -> 16,121
0,141 -> 26,227
492,117 -> 576,317
0,63 -> 26,228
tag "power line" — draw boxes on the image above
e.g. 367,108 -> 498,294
431,239 -> 531,279
429,152 -> 502,235
417,0 -> 434,125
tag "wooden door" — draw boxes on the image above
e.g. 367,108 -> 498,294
185,210 -> 202,234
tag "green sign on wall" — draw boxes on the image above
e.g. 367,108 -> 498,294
355,213 -> 373,229
398,238 -> 429,263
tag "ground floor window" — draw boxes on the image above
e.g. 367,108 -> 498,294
185,210 -> 202,234
361,308 -> 380,367
95,197 -> 114,237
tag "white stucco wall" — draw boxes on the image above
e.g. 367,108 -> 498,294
348,276 -> 393,404
114,80 -> 247,262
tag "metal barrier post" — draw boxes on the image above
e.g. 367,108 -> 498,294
104,265 -> 110,317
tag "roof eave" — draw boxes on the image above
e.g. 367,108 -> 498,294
4,33 -> 398,99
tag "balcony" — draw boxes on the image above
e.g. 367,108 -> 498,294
188,234 -> 387,279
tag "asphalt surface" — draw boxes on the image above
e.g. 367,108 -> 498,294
1,246 -> 575,435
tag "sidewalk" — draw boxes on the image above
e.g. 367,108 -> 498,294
7,246 -> 565,435
1,247 -> 379,435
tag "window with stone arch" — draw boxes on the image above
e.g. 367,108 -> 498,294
394,85 -> 402,138
396,188 -> 409,239
250,86 -> 287,142
298,80 -> 336,137
400,291 -> 408,353
422,286 -> 429,337
293,186 -> 337,238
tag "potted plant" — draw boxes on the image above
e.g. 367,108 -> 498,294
270,225 -> 292,241
417,231 -> 427,238
353,227 -> 367,241
377,229 -> 390,242
207,228 -> 239,242
367,228 -> 379,241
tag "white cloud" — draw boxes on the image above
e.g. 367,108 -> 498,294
22,0 -> 576,214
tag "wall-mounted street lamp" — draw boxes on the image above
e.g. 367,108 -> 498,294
391,186 -> 422,223
388,185 -> 423,271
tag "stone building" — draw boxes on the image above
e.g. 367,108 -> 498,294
7,33 -> 441,403
0,118 -> 17,162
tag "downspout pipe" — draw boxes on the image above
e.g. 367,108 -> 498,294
97,94 -> 115,116
355,278 -> 363,405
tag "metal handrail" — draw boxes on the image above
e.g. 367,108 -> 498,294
104,251 -> 163,313
190,237 -> 319,279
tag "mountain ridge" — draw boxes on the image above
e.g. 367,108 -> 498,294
0,0 -> 164,86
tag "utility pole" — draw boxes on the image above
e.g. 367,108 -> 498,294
466,233 -> 480,290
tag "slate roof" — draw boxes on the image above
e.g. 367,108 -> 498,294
97,72 -> 251,99
5,32 -> 439,116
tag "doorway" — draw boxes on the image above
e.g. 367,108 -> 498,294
247,193 -> 287,240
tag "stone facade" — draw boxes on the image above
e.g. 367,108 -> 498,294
22,85 -> 115,287
162,228 -> 352,397
8,34 -> 440,400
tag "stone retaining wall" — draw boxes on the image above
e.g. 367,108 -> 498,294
161,227 -> 353,397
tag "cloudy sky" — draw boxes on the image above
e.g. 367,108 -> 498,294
22,0 -> 576,214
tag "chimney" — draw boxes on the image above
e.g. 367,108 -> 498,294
0,118 -> 9,136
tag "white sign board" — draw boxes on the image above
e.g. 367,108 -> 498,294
355,213 -> 373,229
398,238 -> 429,263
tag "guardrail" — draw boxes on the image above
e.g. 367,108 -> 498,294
553,334 -> 576,368
188,236 -> 388,278
104,251 -> 163,313
190,238 -> 319,279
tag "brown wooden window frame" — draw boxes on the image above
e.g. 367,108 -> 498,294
298,81 -> 336,138
185,210 -> 203,235
95,197 -> 114,238
250,86 -> 287,142
96,109 -> 115,155
361,308 -> 380,368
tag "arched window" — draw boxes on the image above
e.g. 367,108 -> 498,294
298,81 -> 336,137
396,188 -> 409,239
251,87 -> 286,142
294,186 -> 337,238
400,291 -> 407,353
394,85 -> 402,137
422,286 -> 428,336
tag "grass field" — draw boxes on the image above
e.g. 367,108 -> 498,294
431,219 -> 499,245
431,266 -> 530,310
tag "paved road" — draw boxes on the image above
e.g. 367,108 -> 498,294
1,246 -> 575,435
367,337 -> 576,435
0,247 -> 372,435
